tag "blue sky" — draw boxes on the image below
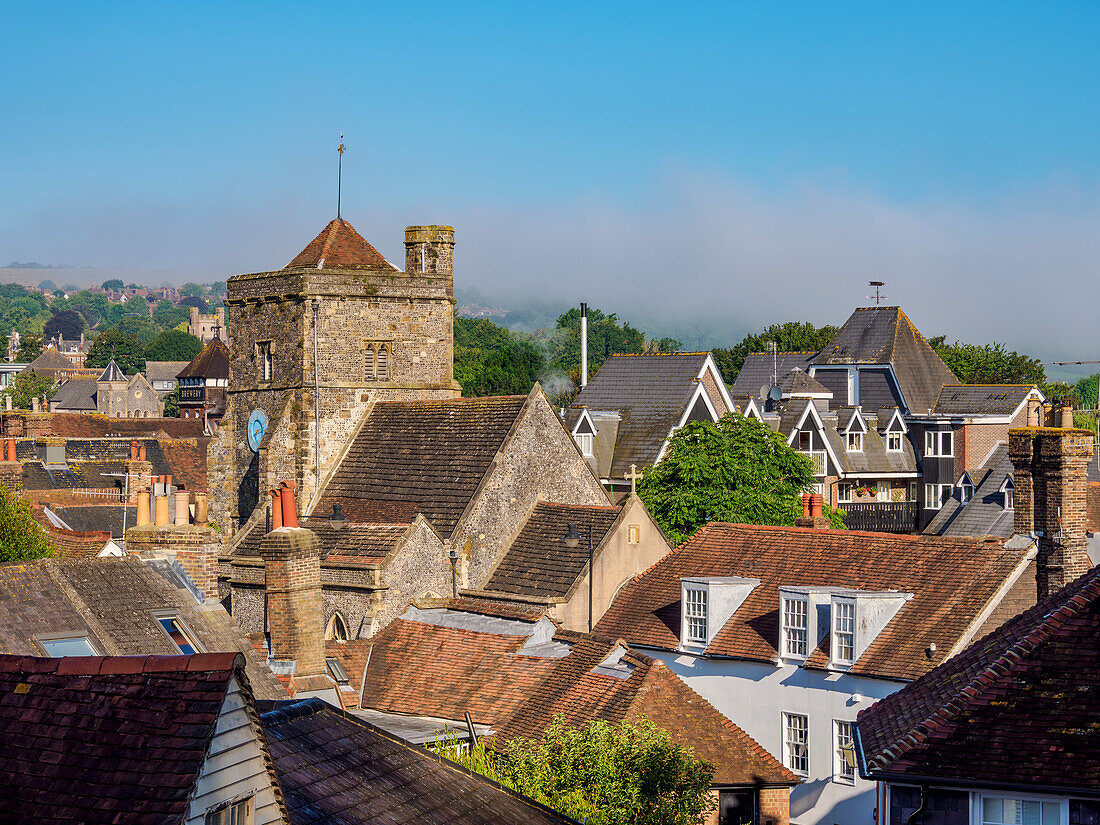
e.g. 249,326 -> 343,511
3,2 -> 1100,355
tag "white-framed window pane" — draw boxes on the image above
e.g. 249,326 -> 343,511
685,588 -> 708,643
783,597 -> 808,657
783,713 -> 808,775
924,430 -> 935,456
981,797 -> 1061,825
838,482 -> 854,503
924,484 -> 937,509
157,616 -> 202,655
39,636 -> 98,657
887,432 -> 902,451
940,431 -> 954,457
575,433 -> 593,457
834,720 -> 855,781
833,601 -> 855,663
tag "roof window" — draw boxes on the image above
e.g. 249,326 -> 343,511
154,614 -> 203,655
779,586 -> 912,668
37,634 -> 99,657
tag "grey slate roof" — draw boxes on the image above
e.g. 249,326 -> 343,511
779,368 -> 831,397
564,353 -> 711,478
144,360 -> 190,385
924,444 -> 1015,537
51,505 -> 138,538
51,377 -> 98,411
98,359 -> 125,382
262,699 -> 576,825
730,351 -> 815,398
811,307 -> 958,414
24,347 -> 74,377
932,384 -> 1034,416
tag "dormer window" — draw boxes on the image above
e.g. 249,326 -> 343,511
832,599 -> 855,664
782,596 -> 808,658
683,587 -> 708,644
680,576 -> 759,650
959,477 -> 974,505
886,432 -> 902,452
575,433 -> 593,457
1002,476 -> 1014,510
846,432 -> 863,452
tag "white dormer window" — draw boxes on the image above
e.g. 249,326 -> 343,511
1002,477 -> 1014,510
575,433 -> 593,457
684,587 -> 708,644
959,478 -> 974,505
846,432 -> 863,452
832,600 -> 855,664
782,596 -> 808,658
886,432 -> 902,452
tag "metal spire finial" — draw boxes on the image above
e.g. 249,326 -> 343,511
868,280 -> 887,306
337,134 -> 346,219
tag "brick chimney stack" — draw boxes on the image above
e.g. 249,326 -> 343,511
1009,426 -> 1095,599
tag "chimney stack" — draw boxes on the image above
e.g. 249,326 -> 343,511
1009,426 -> 1094,599
259,523 -> 326,679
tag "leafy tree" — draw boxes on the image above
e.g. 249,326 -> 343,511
454,318 -> 546,396
153,299 -> 189,330
15,334 -> 44,362
179,282 -> 205,298
4,372 -> 56,409
638,413 -> 845,544
927,337 -> 1045,386
145,329 -> 203,362
37,279 -> 57,291
208,281 -> 227,297
712,321 -> 838,386
162,389 -> 180,418
551,307 -> 646,375
85,329 -> 146,375
43,309 -> 86,340
1075,374 -> 1098,412
115,316 -> 157,345
434,716 -> 715,825
101,279 -> 124,291
179,295 -> 208,313
52,289 -> 66,298
0,486 -> 55,562
125,295 -> 151,317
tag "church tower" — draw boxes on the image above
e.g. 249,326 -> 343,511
209,219 -> 459,530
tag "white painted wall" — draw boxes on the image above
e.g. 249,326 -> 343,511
651,651 -> 904,825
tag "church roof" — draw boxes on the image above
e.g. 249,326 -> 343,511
98,360 -> 125,382
285,218 -> 398,272
25,347 -> 74,374
176,337 -> 230,380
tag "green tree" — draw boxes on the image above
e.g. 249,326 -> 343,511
125,295 -> 151,317
434,716 -> 715,825
711,321 -> 839,386
208,281 -> 227,297
162,389 -> 180,418
4,372 -> 57,409
101,278 -> 123,291
15,334 -> 44,361
153,299 -> 189,330
115,315 -> 157,345
37,279 -> 57,291
44,309 -> 86,340
454,317 -> 546,397
638,413 -> 845,544
145,329 -> 203,362
551,307 -> 646,375
927,337 -> 1046,386
179,295 -> 208,313
86,329 -> 146,374
179,282 -> 205,298
0,486 -> 55,562
1074,374 -> 1099,412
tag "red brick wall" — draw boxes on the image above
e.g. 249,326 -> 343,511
759,787 -> 791,825
261,529 -> 325,678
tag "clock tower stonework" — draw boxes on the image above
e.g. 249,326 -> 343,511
208,219 -> 460,532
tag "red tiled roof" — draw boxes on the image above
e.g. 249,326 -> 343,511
857,565 -> 1100,793
0,653 -> 248,824
47,413 -> 206,439
285,218 -> 398,272
595,523 -> 1031,681
176,337 -> 230,380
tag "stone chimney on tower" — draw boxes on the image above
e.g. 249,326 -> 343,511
1009,425 -> 1095,600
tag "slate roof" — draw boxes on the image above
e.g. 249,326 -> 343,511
98,359 -> 125,382
51,504 -> 138,538
345,606 -> 795,787
822,417 -> 918,476
176,337 -> 230,380
285,218 -> 398,272
0,557 -> 285,699
484,502 -> 624,598
51,377 -> 98,411
312,395 -> 529,537
729,352 -> 816,398
262,698 -> 577,825
234,519 -> 409,565
924,444 -> 1015,537
0,652 -> 254,825
932,384 -> 1035,416
144,360 -> 190,385
16,437 -> 206,494
856,565 -> 1100,795
24,346 -> 74,376
779,367 -> 831,397
564,353 -> 712,478
811,308 -> 958,414
595,523 -> 1031,681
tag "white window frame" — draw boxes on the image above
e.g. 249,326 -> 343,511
575,432 -> 593,457
837,482 -> 855,504
36,633 -> 100,657
205,797 -> 254,825
845,432 -> 863,452
782,596 -> 808,659
683,587 -> 708,645
924,483 -> 953,510
960,480 -> 974,505
832,599 -> 856,665
152,612 -> 204,655
924,429 -> 954,457
782,712 -> 809,776
886,431 -> 903,452
833,720 -> 856,784
978,793 -> 1066,825
1002,477 -> 1015,510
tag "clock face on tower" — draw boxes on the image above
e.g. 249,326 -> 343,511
247,409 -> 268,452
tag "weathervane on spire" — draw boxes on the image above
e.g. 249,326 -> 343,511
337,134 -> 346,219
868,280 -> 887,306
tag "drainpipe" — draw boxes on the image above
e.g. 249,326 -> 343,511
905,785 -> 929,825
311,299 -> 321,495
580,302 -> 588,388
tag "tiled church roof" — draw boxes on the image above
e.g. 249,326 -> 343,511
285,218 -> 398,272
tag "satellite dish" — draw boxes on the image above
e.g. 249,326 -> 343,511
768,385 -> 783,402
759,384 -> 770,400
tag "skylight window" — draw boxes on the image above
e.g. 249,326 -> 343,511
156,615 -> 203,655
326,657 -> 349,685
37,635 -> 98,657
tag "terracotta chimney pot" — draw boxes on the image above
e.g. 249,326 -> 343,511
279,480 -> 298,529
271,488 -> 283,530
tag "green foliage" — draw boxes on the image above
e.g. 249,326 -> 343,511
44,309 -> 86,340
37,279 -> 57,291
432,716 -> 715,825
162,389 -> 180,418
179,295 -> 208,313
1074,374 -> 1098,412
15,334 -> 44,362
179,282 -> 205,298
124,295 -> 151,317
86,329 -> 146,375
115,315 -> 157,345
927,337 -> 1045,386
4,372 -> 57,409
454,318 -> 546,397
551,307 -> 646,375
638,413 -> 844,544
153,299 -> 189,330
711,321 -> 839,385
144,329 -> 203,362
207,281 -> 227,297
101,279 -> 123,291
0,486 -> 55,562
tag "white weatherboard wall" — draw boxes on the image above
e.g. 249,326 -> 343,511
652,653 -> 902,825
184,675 -> 283,825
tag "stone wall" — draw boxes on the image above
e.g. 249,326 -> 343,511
373,519 -> 450,632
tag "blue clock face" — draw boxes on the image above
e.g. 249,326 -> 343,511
247,409 -> 268,452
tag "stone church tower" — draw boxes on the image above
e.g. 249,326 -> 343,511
209,219 -> 460,530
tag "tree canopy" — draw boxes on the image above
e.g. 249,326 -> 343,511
434,716 -> 714,825
0,486 -> 55,563
638,413 -> 844,544
179,282 -> 205,298
86,329 -> 146,375
44,309 -> 86,340
101,279 -> 123,291
179,295 -> 208,312
551,306 -> 647,376
144,329 -> 203,362
15,334 -> 44,362
454,318 -> 544,397
5,372 -> 57,409
928,337 -> 1046,386
153,299 -> 189,330
711,321 -> 838,386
